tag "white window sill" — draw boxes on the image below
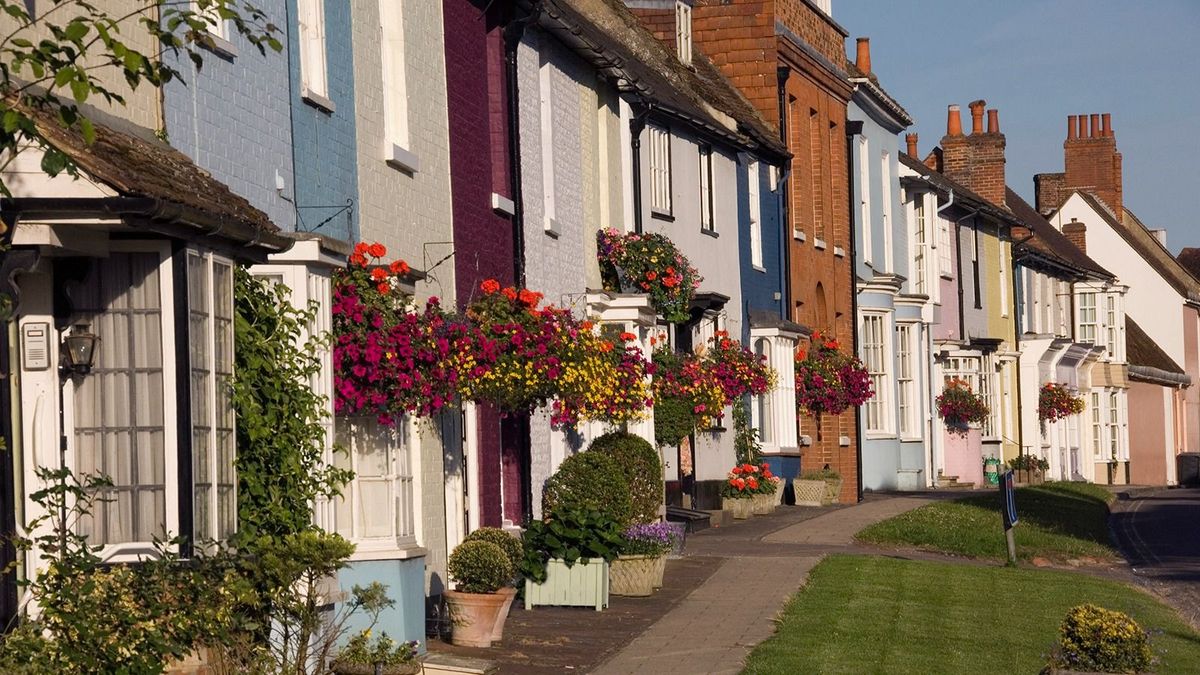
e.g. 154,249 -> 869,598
814,238 -> 827,250
865,430 -> 895,440
900,435 -> 924,443
492,192 -> 516,216
544,217 -> 561,238
347,542 -> 428,562
834,246 -> 846,257
302,88 -> 336,113
386,144 -> 420,173
793,229 -> 806,242
701,227 -> 719,239
752,264 -> 767,273
201,32 -> 237,59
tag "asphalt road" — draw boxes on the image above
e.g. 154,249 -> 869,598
1110,487 -> 1200,629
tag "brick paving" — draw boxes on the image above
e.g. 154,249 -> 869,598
428,494 -> 938,674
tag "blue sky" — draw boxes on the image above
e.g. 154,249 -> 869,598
834,0 -> 1200,252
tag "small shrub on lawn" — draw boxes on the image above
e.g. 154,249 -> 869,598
542,451 -> 633,526
589,431 -> 663,525
448,541 -> 513,594
1048,604 -> 1155,674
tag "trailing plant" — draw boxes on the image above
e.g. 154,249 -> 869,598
520,507 -> 624,583
702,331 -> 775,399
234,268 -> 353,545
1046,604 -> 1155,674
732,398 -> 762,465
619,522 -> 677,558
794,331 -> 873,417
542,451 -> 634,527
1039,382 -> 1086,423
936,378 -> 990,434
652,346 -> 727,444
448,540 -> 513,594
653,393 -> 696,449
589,431 -> 663,525
596,228 -> 702,323
464,527 -> 523,583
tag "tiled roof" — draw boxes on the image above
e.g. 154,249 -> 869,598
1126,317 -> 1189,385
539,0 -> 788,158
1177,247 -> 1200,282
1007,187 -> 1112,280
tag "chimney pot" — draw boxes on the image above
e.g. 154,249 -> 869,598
1077,114 -> 1087,139
1067,115 -> 1077,140
905,133 -> 918,157
947,104 -> 963,136
968,100 -> 986,134
1090,114 -> 1100,138
855,37 -> 871,74
986,109 -> 999,134
1102,113 -> 1112,137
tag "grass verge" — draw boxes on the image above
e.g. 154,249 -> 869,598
856,481 -> 1116,561
742,555 -> 1200,675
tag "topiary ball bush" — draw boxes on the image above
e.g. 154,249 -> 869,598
589,431 -> 663,525
1049,604 -> 1155,674
464,527 -> 522,579
542,451 -> 633,527
448,540 -> 513,594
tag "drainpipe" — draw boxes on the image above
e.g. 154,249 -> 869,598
846,120 -> 864,502
777,66 -> 792,316
629,103 -> 652,234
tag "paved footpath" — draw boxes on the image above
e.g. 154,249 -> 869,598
1110,487 -> 1200,630
592,495 -> 936,675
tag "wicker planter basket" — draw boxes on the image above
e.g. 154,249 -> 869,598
794,479 -> 826,507
752,492 -> 775,515
821,478 -> 843,505
610,554 -> 658,597
724,496 -> 754,519
650,554 -> 666,588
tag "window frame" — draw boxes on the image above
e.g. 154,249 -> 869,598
911,195 -> 927,295
648,124 -> 673,217
333,416 -> 419,556
380,0 -> 416,171
1077,291 -> 1098,344
699,144 -> 715,234
748,160 -> 763,269
896,322 -> 918,439
880,150 -> 892,272
860,312 -> 891,435
539,49 -> 558,235
858,135 -> 870,263
297,0 -> 330,106
674,1 -> 692,64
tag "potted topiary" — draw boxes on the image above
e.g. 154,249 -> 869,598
445,540 -> 514,648
331,632 -> 421,675
589,431 -> 664,525
610,522 -> 676,596
1044,604 -> 1156,674
542,451 -> 634,528
462,527 -> 523,641
721,463 -> 758,519
521,507 -> 622,611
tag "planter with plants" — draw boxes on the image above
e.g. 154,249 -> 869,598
652,346 -> 728,448
610,522 -> 677,596
794,331 -> 873,421
936,378 -> 990,435
445,540 -> 515,648
751,463 -> 779,515
521,508 -> 622,611
462,527 -> 523,641
331,632 -> 421,675
1039,382 -> 1086,425
796,467 -> 842,506
721,463 -> 760,519
1009,454 -> 1050,485
597,228 -> 702,323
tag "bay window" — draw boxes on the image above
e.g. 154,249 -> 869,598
861,313 -> 889,434
752,338 -> 773,445
334,418 -> 417,551
1077,292 -> 1097,343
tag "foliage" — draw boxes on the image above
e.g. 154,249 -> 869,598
332,242 -> 477,423
794,331 -> 873,416
520,507 -> 624,583
234,268 -> 352,545
1039,382 -> 1087,423
652,345 -> 726,445
619,522 -> 676,558
732,398 -> 762,465
857,482 -> 1117,562
1009,454 -> 1050,472
542,451 -> 634,527
334,631 -> 419,669
597,228 -> 702,323
0,0 -> 282,197
744,556 -> 1198,675
722,462 -> 762,498
800,467 -> 841,482
588,431 -> 663,525
936,378 -> 990,433
1048,604 -> 1155,674
702,332 -> 775,399
448,540 -> 513,595
464,527 -> 523,582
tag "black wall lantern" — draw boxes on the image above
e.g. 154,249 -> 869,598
60,324 -> 99,377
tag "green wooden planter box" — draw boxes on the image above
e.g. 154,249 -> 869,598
525,558 -> 609,611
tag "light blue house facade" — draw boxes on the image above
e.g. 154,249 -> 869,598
846,49 -> 929,492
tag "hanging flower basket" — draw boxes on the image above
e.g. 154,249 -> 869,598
937,379 -> 990,436
1039,383 -> 1086,423
652,346 -> 727,446
597,228 -> 702,323
794,331 -> 873,417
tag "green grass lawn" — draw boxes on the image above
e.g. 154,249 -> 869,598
856,481 -> 1117,562
742,556 -> 1200,675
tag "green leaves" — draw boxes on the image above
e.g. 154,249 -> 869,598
520,507 -> 625,582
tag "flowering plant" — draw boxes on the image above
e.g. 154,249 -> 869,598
597,228 -> 702,323
721,463 -> 762,498
702,331 -> 776,399
619,522 -> 677,558
1008,454 -> 1049,472
936,379 -> 990,434
652,346 -> 727,447
333,242 -> 486,424
1038,382 -> 1086,423
794,331 -> 873,416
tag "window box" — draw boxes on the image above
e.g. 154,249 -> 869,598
525,558 -> 610,611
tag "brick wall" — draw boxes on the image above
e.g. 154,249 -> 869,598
1064,127 -> 1123,220
627,6 -> 677,53
1034,172 -> 1066,215
290,0 -> 358,243
162,0 -> 295,230
691,1 -> 780,126
775,0 -> 847,69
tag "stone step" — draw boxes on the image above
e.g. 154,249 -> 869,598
422,653 -> 499,675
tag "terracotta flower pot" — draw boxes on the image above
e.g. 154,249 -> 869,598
490,586 -> 518,642
445,589 -> 508,648
610,554 -> 657,596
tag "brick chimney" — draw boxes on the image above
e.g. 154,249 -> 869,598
1062,218 -> 1087,253
1062,112 -> 1123,221
905,133 -> 918,158
855,37 -> 871,74
939,99 -> 1007,206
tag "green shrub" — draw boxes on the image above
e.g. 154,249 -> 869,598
1048,604 -> 1155,673
589,431 -> 662,525
801,467 -> 840,481
520,507 -> 624,583
542,451 -> 633,526
448,541 -> 513,594
653,395 -> 694,448
464,527 -> 522,579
